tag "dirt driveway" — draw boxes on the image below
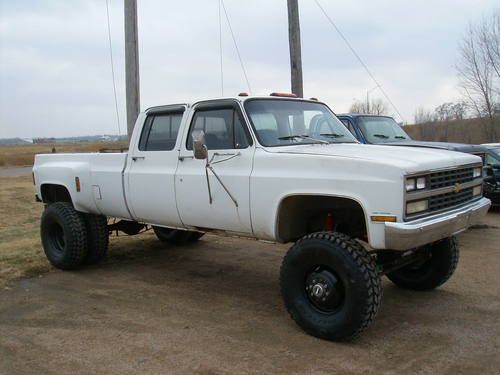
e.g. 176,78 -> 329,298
1,213 -> 499,375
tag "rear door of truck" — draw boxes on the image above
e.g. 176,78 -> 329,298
125,105 -> 186,226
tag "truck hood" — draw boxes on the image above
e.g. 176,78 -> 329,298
383,140 -> 487,154
267,143 -> 481,173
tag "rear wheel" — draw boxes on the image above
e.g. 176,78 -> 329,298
280,232 -> 382,341
387,237 -> 459,291
152,226 -> 204,244
40,202 -> 88,270
83,214 -> 109,265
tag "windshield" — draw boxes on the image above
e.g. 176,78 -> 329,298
488,147 -> 500,159
244,99 -> 357,146
357,116 -> 411,144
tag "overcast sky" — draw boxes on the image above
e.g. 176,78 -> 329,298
0,0 -> 498,138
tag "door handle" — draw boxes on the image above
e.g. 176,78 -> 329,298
132,156 -> 145,162
178,155 -> 194,161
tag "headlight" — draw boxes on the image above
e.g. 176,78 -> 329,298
406,176 -> 427,191
472,185 -> 482,196
406,200 -> 428,215
416,176 -> 426,189
473,167 -> 482,178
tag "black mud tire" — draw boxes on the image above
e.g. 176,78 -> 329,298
40,202 -> 88,270
152,226 -> 204,244
83,214 -> 109,265
280,232 -> 382,341
387,237 -> 459,291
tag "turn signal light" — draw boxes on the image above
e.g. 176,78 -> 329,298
370,215 -> 397,222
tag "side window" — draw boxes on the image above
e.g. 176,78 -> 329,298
139,112 -> 183,151
187,108 -> 251,150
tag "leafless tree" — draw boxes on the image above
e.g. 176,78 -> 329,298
456,12 -> 499,141
414,106 -> 435,124
349,97 -> 389,115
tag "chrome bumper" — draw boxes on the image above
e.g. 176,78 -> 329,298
385,197 -> 491,250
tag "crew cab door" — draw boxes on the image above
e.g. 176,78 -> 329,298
126,106 -> 186,226
175,101 -> 254,234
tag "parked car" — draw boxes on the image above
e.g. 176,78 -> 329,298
336,113 -> 497,202
481,143 -> 500,205
33,94 -> 490,341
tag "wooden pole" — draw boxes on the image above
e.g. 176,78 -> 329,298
124,0 -> 140,138
287,0 -> 303,98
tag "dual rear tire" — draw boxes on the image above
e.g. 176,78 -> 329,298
41,202 -> 108,270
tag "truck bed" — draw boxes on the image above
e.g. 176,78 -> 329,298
34,152 -> 132,220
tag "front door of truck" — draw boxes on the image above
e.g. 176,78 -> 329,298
126,107 -> 186,226
175,101 -> 254,234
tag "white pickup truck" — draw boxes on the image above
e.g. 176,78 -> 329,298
33,94 -> 490,340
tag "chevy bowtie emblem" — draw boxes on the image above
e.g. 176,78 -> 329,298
454,183 -> 462,193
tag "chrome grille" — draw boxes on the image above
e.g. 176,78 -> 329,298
428,188 -> 474,212
429,167 -> 474,189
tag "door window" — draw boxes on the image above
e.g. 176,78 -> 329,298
187,108 -> 251,150
139,112 -> 183,151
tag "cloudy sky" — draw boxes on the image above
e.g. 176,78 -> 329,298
0,0 -> 498,138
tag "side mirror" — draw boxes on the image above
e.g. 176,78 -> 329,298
192,130 -> 208,160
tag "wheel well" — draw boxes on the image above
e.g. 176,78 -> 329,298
276,195 -> 367,243
41,184 -> 72,205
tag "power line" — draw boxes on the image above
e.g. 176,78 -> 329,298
313,0 -> 405,122
220,0 -> 252,94
218,0 -> 224,96
105,0 -> 122,136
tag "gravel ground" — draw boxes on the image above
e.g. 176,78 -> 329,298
1,212 -> 499,375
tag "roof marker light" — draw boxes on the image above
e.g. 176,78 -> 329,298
238,92 -> 249,97
270,92 -> 297,98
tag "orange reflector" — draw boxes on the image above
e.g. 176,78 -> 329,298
238,92 -> 249,97
370,215 -> 397,223
75,177 -> 81,192
309,97 -> 319,101
270,92 -> 297,98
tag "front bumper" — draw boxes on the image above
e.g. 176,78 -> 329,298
385,197 -> 491,250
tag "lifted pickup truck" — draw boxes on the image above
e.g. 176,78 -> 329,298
33,95 -> 491,340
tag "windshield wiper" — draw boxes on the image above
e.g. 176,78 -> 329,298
395,135 -> 407,139
278,135 -> 329,144
320,133 -> 344,138
373,134 -> 389,139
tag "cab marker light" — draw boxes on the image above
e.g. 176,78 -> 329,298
270,92 -> 297,98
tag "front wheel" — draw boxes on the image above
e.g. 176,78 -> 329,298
387,237 -> 459,291
280,232 -> 382,341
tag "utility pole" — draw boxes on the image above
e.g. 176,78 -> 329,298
287,0 -> 303,98
124,0 -> 140,138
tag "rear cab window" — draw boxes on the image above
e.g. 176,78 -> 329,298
139,111 -> 184,151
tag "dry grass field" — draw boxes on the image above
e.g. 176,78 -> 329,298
0,142 -> 128,167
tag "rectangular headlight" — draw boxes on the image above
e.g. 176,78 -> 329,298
473,167 -> 482,178
406,200 -> 428,215
406,178 -> 416,191
472,185 -> 482,196
416,176 -> 426,190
